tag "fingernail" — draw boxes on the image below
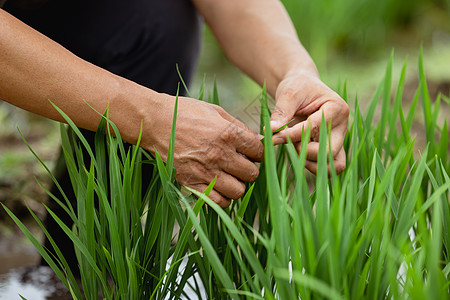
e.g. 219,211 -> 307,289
270,120 -> 281,129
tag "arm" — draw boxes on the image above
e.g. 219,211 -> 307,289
0,8 -> 150,146
193,0 -> 349,173
0,9 -> 263,207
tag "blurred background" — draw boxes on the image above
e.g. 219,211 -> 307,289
195,0 -> 450,110
1,0 -> 449,298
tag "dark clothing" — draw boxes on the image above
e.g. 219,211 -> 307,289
4,0 -> 202,94
4,0 -> 202,273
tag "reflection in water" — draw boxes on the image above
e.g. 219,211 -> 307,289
0,266 -> 71,300
0,260 -> 205,299
0,234 -> 204,300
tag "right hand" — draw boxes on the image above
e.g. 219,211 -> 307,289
144,95 -> 264,208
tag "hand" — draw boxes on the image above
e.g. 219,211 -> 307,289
270,71 -> 349,174
145,96 -> 264,208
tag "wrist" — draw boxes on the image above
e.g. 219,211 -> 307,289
268,50 -> 320,97
284,61 -> 320,80
107,77 -> 172,151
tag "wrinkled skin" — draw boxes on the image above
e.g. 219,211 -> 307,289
0,2 -> 350,210
145,96 -> 264,208
271,72 -> 349,175
148,72 -> 349,208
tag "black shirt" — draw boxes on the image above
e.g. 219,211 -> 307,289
3,0 -> 202,95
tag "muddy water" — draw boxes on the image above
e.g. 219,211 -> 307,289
0,230 -> 72,299
0,266 -> 72,300
0,232 -> 204,300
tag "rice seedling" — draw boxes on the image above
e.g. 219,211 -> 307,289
2,89 -> 214,299
2,50 -> 449,299
180,50 -> 450,299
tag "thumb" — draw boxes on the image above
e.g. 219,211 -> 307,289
270,96 -> 295,132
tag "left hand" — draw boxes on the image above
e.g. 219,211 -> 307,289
270,71 -> 349,174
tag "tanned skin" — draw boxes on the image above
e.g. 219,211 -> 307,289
0,0 -> 348,208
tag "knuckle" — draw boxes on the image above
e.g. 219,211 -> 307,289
310,123 -> 320,139
272,105 -> 288,118
175,169 -> 190,185
175,165 -> 203,186
216,106 -> 226,114
331,145 -> 340,158
219,126 -> 234,142
340,101 -> 350,118
206,146 -> 223,164
242,122 -> 251,132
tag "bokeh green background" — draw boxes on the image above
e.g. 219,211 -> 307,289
193,0 -> 450,114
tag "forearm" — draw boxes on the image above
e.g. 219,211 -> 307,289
192,0 -> 318,97
0,8 -> 269,207
0,9 -> 165,147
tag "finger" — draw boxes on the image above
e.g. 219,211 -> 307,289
334,147 -> 347,174
295,141 -> 333,162
214,106 -> 264,161
219,124 -> 264,162
305,101 -> 349,142
188,183 -> 231,209
304,147 -> 346,175
298,101 -> 347,140
276,104 -> 347,152
296,133 -> 345,162
174,156 -> 247,203
289,115 -> 308,127
270,95 -> 297,132
276,106 -> 324,144
208,188 -> 232,208
272,119 -> 311,145
221,152 -> 260,183
213,172 -> 246,201
234,128 -> 264,162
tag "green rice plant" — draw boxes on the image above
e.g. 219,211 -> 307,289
1,89 -> 217,299
180,52 -> 449,299
2,50 -> 449,299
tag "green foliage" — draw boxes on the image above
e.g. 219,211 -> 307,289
280,0 -> 447,70
2,51 -> 450,299
182,53 -> 449,299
